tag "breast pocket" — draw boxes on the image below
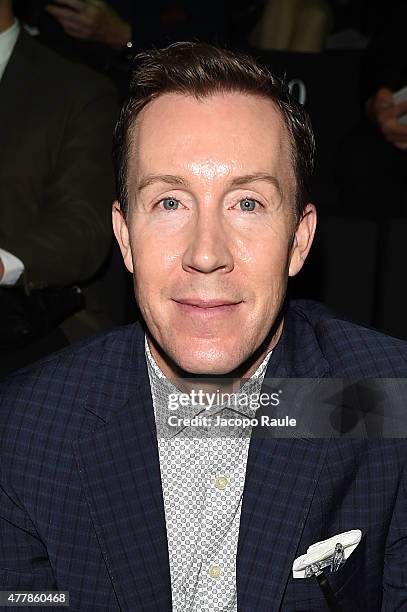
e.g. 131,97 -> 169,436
328,532 -> 367,595
282,532 -> 369,612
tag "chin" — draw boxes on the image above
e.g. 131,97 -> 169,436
180,361 -> 238,376
170,341 -> 246,376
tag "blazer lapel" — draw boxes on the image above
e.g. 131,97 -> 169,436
237,303 -> 331,611
72,325 -> 171,611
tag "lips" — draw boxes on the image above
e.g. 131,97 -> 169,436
174,298 -> 242,308
172,298 -> 243,318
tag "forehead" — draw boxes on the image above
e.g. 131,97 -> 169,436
128,91 -> 294,188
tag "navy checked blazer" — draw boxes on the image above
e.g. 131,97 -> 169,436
1,299 -> 407,611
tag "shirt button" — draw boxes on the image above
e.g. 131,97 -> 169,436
208,564 -> 222,579
214,476 -> 229,490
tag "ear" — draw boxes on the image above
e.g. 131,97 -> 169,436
112,201 -> 134,273
288,203 -> 317,277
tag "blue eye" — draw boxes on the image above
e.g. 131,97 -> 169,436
162,198 -> 180,211
240,198 -> 257,212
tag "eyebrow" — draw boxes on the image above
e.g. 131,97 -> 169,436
137,174 -> 189,192
228,173 -> 282,194
136,172 -> 282,194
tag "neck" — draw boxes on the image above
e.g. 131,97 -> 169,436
0,3 -> 13,34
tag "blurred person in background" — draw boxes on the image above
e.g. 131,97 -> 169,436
340,0 -> 407,218
0,0 -> 117,375
249,0 -> 332,53
363,0 -> 407,153
13,0 -> 229,82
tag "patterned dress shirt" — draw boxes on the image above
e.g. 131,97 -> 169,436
145,337 -> 272,611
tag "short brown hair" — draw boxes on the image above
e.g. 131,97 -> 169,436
113,42 -> 315,220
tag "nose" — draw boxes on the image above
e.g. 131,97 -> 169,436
182,209 -> 234,274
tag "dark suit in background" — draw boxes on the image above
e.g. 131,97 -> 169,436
0,28 -> 117,371
1,299 -> 406,610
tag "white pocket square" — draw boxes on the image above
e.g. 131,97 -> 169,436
292,529 -> 362,578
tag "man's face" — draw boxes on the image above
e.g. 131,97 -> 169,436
114,92 -> 316,376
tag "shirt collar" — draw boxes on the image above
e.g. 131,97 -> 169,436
0,19 -> 20,81
145,335 -> 273,438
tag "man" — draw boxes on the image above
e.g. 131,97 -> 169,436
1,43 -> 407,611
0,0 -> 117,372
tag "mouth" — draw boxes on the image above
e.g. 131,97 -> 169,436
172,298 -> 243,318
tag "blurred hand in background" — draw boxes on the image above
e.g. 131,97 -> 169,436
45,0 -> 131,48
367,87 -> 407,150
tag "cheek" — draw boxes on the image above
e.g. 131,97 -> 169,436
240,242 -> 291,330
237,230 -> 291,288
130,227 -> 181,289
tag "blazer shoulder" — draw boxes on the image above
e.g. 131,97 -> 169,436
290,299 -> 407,376
16,29 -> 117,99
0,324 -> 144,440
